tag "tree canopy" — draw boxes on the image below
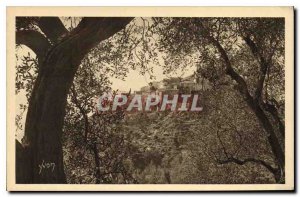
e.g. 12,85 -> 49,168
15,17 -> 285,183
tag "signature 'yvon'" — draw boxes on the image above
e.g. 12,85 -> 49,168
38,160 -> 55,174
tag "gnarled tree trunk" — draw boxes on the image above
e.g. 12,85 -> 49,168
16,17 -> 133,183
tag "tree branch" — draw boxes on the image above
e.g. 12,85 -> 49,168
216,129 -> 230,159
42,17 -> 134,69
208,36 -> 253,102
217,157 -> 278,175
70,84 -> 89,141
68,17 -> 134,58
16,30 -> 51,63
243,36 -> 268,100
263,101 -> 285,137
37,17 -> 68,44
244,36 -> 284,137
207,35 -> 285,180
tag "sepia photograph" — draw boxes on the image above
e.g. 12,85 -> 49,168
6,6 -> 294,191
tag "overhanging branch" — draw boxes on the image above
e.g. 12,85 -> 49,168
40,17 -> 133,75
38,17 -> 68,44
68,17 -> 134,58
16,30 -> 51,64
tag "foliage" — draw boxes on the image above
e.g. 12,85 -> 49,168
15,17 -> 285,184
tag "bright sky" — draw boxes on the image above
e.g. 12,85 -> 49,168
110,64 -> 195,92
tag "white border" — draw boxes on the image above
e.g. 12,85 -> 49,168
1,2 -> 297,195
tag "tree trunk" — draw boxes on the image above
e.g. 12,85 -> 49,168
246,99 -> 285,183
17,44 -> 79,183
15,17 -> 133,183
209,35 -> 285,183
92,143 -> 101,184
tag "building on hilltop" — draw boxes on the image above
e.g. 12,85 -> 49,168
137,73 -> 211,95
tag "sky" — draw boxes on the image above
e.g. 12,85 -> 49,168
110,63 -> 195,92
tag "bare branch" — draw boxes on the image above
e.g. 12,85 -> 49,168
217,156 -> 278,175
216,129 -> 230,159
70,84 -> 89,141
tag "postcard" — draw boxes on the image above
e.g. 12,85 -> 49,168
7,6 -> 294,191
